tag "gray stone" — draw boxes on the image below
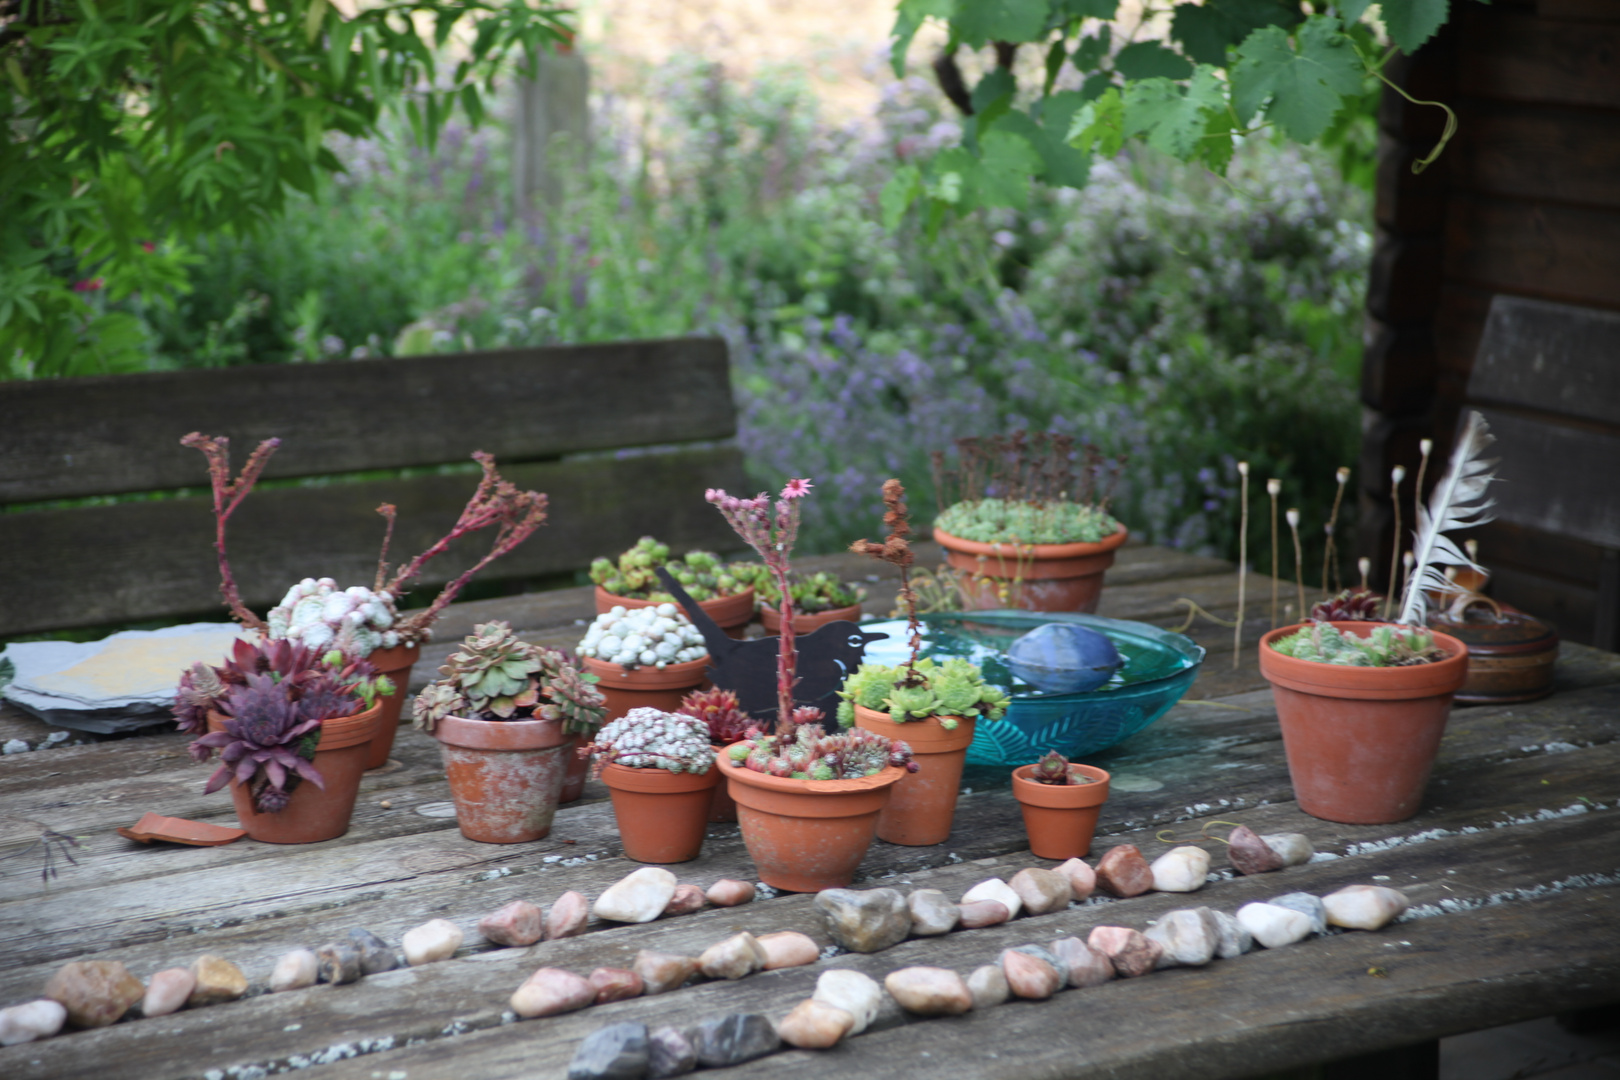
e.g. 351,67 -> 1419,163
1260,832 -> 1315,867
349,928 -> 400,974
1204,908 -> 1253,958
1050,936 -> 1115,987
317,943 -> 363,985
966,964 -> 1010,1008
647,1026 -> 698,1079
907,888 -> 959,936
1143,909 -> 1220,968
568,1022 -> 650,1080
695,1014 -> 780,1067
1270,892 -> 1328,934
815,888 -> 910,953
1008,868 -> 1071,914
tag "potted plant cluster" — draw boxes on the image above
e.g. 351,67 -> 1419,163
1258,412 -> 1493,825
931,431 -> 1128,613
757,571 -> 867,635
582,707 -> 720,863
413,622 -> 607,843
174,639 -> 393,844
1010,750 -> 1111,859
576,604 -> 710,720
675,687 -> 759,822
590,536 -> 758,637
841,479 -> 1010,846
182,433 -> 548,770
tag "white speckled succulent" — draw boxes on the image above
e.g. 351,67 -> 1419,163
576,604 -> 706,670
588,707 -> 714,774
266,577 -> 403,656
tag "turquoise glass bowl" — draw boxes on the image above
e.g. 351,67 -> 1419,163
857,611 -> 1204,767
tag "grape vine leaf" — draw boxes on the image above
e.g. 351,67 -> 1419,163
1054,0 -> 1120,17
1337,0 -> 1373,22
1123,65 -> 1227,160
953,0 -> 1051,46
1114,41 -> 1195,80
881,164 -> 924,231
1171,0 -> 1301,65
976,129 -> 1044,208
990,91 -> 1093,187
1380,0 -> 1449,54
1071,25 -> 1111,71
890,0 -> 955,77
1198,104 -> 1241,173
1231,15 -> 1365,141
1065,87 -> 1125,157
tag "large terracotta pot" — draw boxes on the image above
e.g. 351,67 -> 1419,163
934,525 -> 1129,613
560,736 -> 590,803
595,585 -> 754,639
1011,762 -> 1111,860
721,750 -> 903,892
852,705 -> 974,846
209,704 -> 380,845
582,655 -> 709,722
363,642 -> 421,770
434,714 -> 570,843
1259,622 -> 1470,825
759,602 -> 862,636
600,762 -> 721,863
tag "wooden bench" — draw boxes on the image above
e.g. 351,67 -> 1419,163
0,337 -> 747,640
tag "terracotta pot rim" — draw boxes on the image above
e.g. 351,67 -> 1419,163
717,751 -> 906,796
207,702 -> 380,752
581,654 -> 710,689
433,714 -> 569,751
1259,621 -> 1470,699
600,760 -> 722,793
759,601 -> 862,618
933,524 -> 1129,560
1011,763 -> 1111,809
595,585 -> 754,626
852,704 -> 977,752
365,642 -> 422,673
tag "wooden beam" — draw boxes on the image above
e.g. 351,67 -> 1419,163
1444,196 -> 1620,311
1467,296 -> 1620,427
1453,99 -> 1620,210
1467,407 -> 1620,552
1458,8 -> 1620,109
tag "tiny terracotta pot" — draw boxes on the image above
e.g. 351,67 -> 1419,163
600,762 -> 722,863
852,705 -> 974,846
581,655 -> 709,722
759,602 -> 863,636
934,525 -> 1129,613
363,642 -> 421,770
721,749 -> 903,892
1259,621 -> 1469,825
1011,762 -> 1111,860
208,704 -> 380,845
595,585 -> 754,639
560,736 -> 590,803
434,715 -> 570,843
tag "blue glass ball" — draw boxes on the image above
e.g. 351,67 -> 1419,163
1006,623 -> 1124,694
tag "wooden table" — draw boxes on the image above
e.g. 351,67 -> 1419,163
3,542 -> 1618,1080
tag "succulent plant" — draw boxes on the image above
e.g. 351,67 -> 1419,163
1309,590 -> 1382,622
1027,750 -> 1099,786
677,688 -> 760,745
725,722 -> 917,781
1270,623 -> 1447,667
576,604 -> 707,669
835,657 -> 1010,729
582,707 -> 715,774
173,637 -> 392,735
934,497 -> 1120,545
756,570 -> 866,614
413,621 -> 607,735
932,431 -> 1125,545
589,537 -> 755,603
266,577 -> 402,656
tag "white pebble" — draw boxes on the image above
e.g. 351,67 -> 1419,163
1236,902 -> 1315,948
0,1000 -> 67,1045
1150,846 -> 1211,892
961,878 -> 1023,919
402,919 -> 464,965
1322,884 -> 1410,930
270,949 -> 319,992
812,969 -> 882,1035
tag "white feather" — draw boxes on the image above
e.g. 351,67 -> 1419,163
1397,411 -> 1498,626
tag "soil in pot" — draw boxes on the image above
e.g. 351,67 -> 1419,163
720,750 -> 903,892
595,586 -> 753,639
1259,621 -> 1469,825
210,704 -> 380,845
852,705 -> 974,846
759,602 -> 862,636
363,642 -> 421,770
935,525 -> 1129,613
600,763 -> 721,863
1011,762 -> 1111,860
434,715 -> 570,843
581,655 -> 709,722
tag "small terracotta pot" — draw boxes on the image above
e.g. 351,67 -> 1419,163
363,643 -> 421,770
852,705 -> 974,846
707,772 -> 739,822
209,704 -> 380,845
935,525 -> 1129,613
582,655 -> 709,722
600,762 -> 722,863
434,715 -> 570,843
759,602 -> 862,636
1011,762 -> 1111,860
560,736 -> 590,803
1259,621 -> 1469,825
596,585 -> 753,639
721,749 -> 903,892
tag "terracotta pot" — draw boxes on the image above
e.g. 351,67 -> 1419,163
707,772 -> 739,822
600,762 -> 722,863
759,602 -> 862,636
434,714 -> 570,843
208,704 -> 380,845
560,735 -> 590,803
721,750 -> 903,892
934,525 -> 1129,613
582,655 -> 709,722
595,585 -> 753,639
363,643 -> 421,770
852,705 -> 974,846
1011,762 -> 1111,860
1259,621 -> 1470,825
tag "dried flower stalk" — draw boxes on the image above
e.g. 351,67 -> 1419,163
851,479 -> 921,682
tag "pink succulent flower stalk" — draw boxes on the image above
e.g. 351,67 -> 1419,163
707,480 -> 814,734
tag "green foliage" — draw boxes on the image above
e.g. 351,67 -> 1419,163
836,657 -> 1011,728
756,571 -> 866,615
935,498 -> 1121,545
1270,622 -> 1444,666
588,537 -> 753,603
1,0 -> 568,375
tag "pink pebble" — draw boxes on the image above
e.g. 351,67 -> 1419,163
1054,857 -> 1097,901
705,879 -> 756,907
510,968 -> 593,1019
140,968 -> 195,1018
663,884 -> 708,916
544,891 -> 589,940
588,967 -> 644,1003
756,931 -> 819,970
958,899 -> 1011,928
479,900 -> 545,947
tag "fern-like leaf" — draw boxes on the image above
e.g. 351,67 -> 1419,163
1397,411 -> 1498,627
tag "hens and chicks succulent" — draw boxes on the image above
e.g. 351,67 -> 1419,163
726,723 -> 917,781
590,537 -> 758,603
1271,623 -> 1446,667
583,708 -> 715,774
935,497 -> 1120,546
835,658 -> 1010,730
413,622 -> 606,734
577,605 -> 707,670
757,571 -> 865,615
266,578 -> 404,655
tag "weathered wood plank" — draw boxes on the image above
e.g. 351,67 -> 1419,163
1466,407 -> 1620,551
0,338 -> 736,504
0,446 -> 747,636
1457,9 -> 1620,109
1443,196 -> 1620,311
1453,101 -> 1620,210
1467,295 -> 1620,426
